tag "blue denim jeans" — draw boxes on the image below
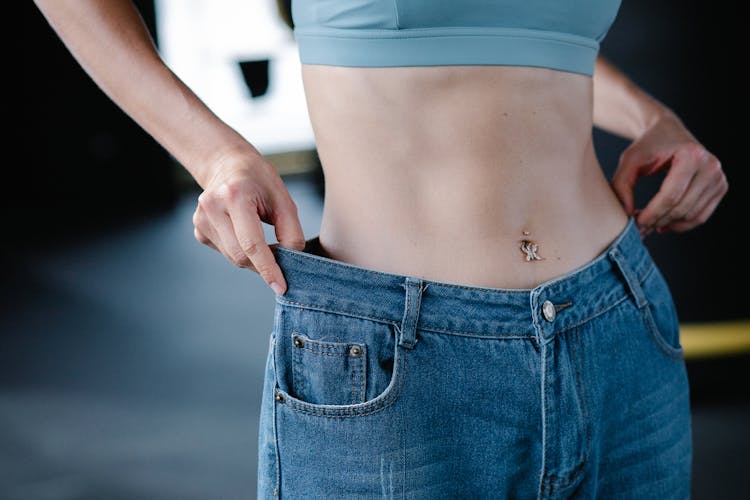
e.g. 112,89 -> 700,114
258,216 -> 692,499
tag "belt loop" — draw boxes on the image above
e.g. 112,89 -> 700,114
399,277 -> 425,349
608,246 -> 647,309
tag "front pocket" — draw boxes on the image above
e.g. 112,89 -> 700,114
638,265 -> 684,360
291,333 -> 367,405
272,303 -> 407,418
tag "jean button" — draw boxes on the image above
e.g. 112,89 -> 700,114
542,300 -> 556,322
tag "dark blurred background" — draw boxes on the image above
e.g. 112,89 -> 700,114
3,1 -> 747,498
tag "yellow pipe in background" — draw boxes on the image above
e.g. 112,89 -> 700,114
681,320 -> 750,359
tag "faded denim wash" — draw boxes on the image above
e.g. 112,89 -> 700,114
258,216 -> 692,499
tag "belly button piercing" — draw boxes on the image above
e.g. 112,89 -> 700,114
519,230 -> 544,262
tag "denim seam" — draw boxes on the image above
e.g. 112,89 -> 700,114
277,346 -> 408,418
418,327 -> 534,339
570,327 -> 591,471
351,352 -> 364,404
575,328 -> 591,463
294,348 -> 354,356
621,262 -> 684,361
531,290 -> 543,346
402,279 -> 413,347
640,305 -> 684,361
276,298 -> 398,327
292,344 -> 304,400
543,252 -> 652,321
639,261 -> 657,285
272,402 -> 281,498
551,262 -> 654,336
400,418 -> 406,496
292,333 -> 360,352
552,294 -> 629,336
538,348 -> 592,493
277,251 -> 654,343
359,351 -> 367,402
270,320 -> 281,497
537,340 -> 548,500
542,459 -> 587,488
280,298 -> 534,339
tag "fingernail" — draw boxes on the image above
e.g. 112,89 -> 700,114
270,282 -> 284,296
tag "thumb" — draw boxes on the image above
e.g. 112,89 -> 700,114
273,203 -> 307,251
611,147 -> 657,216
611,165 -> 638,216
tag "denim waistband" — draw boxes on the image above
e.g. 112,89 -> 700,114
271,216 -> 654,343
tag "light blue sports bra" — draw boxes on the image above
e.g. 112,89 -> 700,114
291,0 -> 622,76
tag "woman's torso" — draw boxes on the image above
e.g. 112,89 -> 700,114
299,63 -> 629,290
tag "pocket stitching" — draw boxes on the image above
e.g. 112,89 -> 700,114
291,338 -> 303,400
276,298 -> 395,328
290,333 -> 368,405
637,269 -> 684,361
276,340 -> 408,418
640,304 -> 684,361
351,347 -> 366,404
292,332 -> 358,354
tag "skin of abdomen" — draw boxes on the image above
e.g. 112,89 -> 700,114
300,64 -> 629,290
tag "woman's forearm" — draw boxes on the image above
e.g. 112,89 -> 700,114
592,55 -> 675,140
34,0 -> 258,188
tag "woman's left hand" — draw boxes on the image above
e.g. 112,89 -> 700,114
610,110 -> 728,236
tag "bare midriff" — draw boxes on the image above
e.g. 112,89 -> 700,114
300,64 -> 629,290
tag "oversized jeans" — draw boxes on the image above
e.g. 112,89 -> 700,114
258,216 -> 692,499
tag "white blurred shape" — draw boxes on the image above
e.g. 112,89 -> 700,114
154,0 -> 314,154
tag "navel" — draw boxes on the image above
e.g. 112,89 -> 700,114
519,229 -> 544,262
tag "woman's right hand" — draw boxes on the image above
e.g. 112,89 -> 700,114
32,0 -> 307,294
192,149 -> 306,295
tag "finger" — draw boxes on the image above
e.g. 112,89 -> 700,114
681,157 -> 727,222
636,151 -> 697,229
653,152 -> 726,229
682,174 -> 727,223
193,206 -> 221,252
652,166 -> 709,229
659,184 -> 727,233
271,199 -> 306,251
611,167 -> 636,215
214,211 -> 256,268
194,227 -> 219,251
612,149 -> 658,215
199,192 -> 253,268
227,197 -> 288,295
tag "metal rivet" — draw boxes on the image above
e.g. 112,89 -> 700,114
274,391 -> 285,403
293,336 -> 303,348
349,345 -> 362,356
542,300 -> 556,322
